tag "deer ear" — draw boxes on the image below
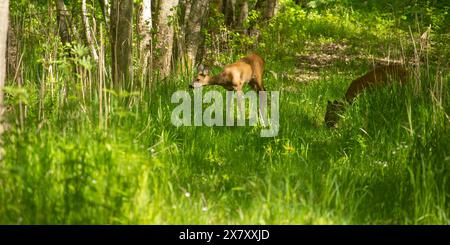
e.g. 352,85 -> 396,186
203,67 -> 209,75
197,64 -> 204,73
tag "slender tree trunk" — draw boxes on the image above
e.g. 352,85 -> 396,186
82,0 -> 99,62
185,0 -> 209,69
264,0 -> 278,20
154,0 -> 178,79
138,0 -> 152,85
223,0 -> 236,27
213,0 -> 223,12
237,0 -> 248,31
0,0 -> 9,161
175,0 -> 191,73
6,19 -> 18,80
180,0 -> 192,48
110,0 -> 133,89
56,0 -> 72,45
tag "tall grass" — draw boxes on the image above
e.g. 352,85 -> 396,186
0,3 -> 448,224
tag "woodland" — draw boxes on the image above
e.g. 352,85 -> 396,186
0,0 -> 448,224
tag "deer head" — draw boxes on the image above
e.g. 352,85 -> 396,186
190,64 -> 211,89
324,100 -> 345,128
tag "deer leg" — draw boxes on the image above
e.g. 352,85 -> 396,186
231,78 -> 245,126
249,80 -> 259,91
255,77 -> 268,126
226,88 -> 234,126
236,89 -> 245,126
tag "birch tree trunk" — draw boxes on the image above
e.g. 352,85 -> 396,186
264,0 -> 278,20
138,0 -> 152,84
110,0 -> 133,89
82,0 -> 99,62
0,0 -> 9,161
184,0 -> 209,70
154,0 -> 178,79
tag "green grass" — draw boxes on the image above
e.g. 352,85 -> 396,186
1,68 -> 448,224
0,3 -> 449,224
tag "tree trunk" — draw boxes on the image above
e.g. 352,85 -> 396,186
6,19 -> 18,80
152,0 -> 160,19
184,0 -> 209,69
56,0 -> 72,45
138,0 -> 152,85
174,0 -> 191,73
213,0 -> 222,12
0,0 -> 9,161
182,0 -> 192,26
82,0 -> 99,62
223,0 -> 236,27
264,0 -> 278,20
154,0 -> 178,79
180,0 -> 192,46
236,0 -> 248,31
110,0 -> 133,89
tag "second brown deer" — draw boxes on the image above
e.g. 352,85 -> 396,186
325,64 -> 408,128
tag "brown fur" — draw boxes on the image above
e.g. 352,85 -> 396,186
344,64 -> 407,102
191,53 -> 265,92
325,64 -> 408,128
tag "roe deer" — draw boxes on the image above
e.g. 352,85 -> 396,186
325,64 -> 408,128
190,54 -> 267,124
190,53 -> 265,92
